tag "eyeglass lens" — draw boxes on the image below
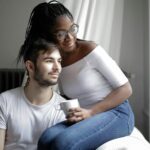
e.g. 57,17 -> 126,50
55,24 -> 79,40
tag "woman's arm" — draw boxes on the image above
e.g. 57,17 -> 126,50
66,44 -> 132,123
90,81 -> 132,115
0,129 -> 6,150
67,82 -> 132,123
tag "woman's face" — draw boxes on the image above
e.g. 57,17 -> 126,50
51,16 -> 78,53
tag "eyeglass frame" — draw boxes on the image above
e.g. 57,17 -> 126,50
52,23 -> 79,41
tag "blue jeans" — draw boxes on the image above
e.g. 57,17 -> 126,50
38,100 -> 134,150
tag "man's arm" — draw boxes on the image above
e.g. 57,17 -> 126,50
0,129 -> 6,150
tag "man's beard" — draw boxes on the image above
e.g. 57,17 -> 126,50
34,68 -> 58,87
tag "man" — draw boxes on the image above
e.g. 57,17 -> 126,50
0,38 -> 66,150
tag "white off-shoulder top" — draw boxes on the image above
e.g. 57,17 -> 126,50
58,45 -> 128,108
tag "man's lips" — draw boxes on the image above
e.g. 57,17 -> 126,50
49,73 -> 59,77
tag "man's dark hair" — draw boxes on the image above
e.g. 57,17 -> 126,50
18,38 -> 58,65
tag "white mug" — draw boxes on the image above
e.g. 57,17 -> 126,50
60,99 -> 80,115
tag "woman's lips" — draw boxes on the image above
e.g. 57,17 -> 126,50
64,42 -> 74,47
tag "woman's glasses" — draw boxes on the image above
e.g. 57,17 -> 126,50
53,24 -> 79,41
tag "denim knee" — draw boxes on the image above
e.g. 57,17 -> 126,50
38,121 -> 68,150
114,99 -> 135,134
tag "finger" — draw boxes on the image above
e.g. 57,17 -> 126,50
74,116 -> 84,122
69,115 -> 84,122
66,112 -> 74,118
67,116 -> 77,123
67,111 -> 83,118
69,107 -> 81,112
73,111 -> 83,117
75,116 -> 84,122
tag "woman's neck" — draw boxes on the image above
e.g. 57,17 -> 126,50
61,42 -> 81,67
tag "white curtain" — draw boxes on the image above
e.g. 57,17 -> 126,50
58,0 -> 116,49
46,0 -> 124,63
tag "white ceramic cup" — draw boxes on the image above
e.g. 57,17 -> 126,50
60,99 -> 80,115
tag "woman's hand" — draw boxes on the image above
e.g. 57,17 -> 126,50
66,107 -> 92,123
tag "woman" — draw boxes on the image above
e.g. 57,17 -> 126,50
19,1 -> 135,149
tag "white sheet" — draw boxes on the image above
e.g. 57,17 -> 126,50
97,127 -> 150,150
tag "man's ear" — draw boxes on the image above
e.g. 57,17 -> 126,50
25,60 -> 34,74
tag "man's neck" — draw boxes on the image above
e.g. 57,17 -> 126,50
24,84 -> 53,105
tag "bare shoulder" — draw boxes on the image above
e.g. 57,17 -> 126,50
78,40 -> 97,55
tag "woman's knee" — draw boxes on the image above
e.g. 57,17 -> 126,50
38,122 -> 68,149
49,132 -> 76,150
38,128 -> 53,149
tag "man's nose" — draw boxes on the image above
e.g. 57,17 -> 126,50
53,61 -> 61,71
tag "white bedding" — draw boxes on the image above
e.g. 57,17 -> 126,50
97,127 -> 150,150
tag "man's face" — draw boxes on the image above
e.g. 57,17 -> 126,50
33,48 -> 62,87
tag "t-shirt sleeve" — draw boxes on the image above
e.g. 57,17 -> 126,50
53,94 -> 66,124
0,95 -> 7,129
89,46 -> 128,88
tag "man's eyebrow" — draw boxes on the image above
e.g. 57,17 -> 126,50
43,56 -> 53,59
43,57 -> 61,60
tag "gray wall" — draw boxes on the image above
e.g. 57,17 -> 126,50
0,0 -> 43,68
119,0 -> 149,140
0,0 -> 149,140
